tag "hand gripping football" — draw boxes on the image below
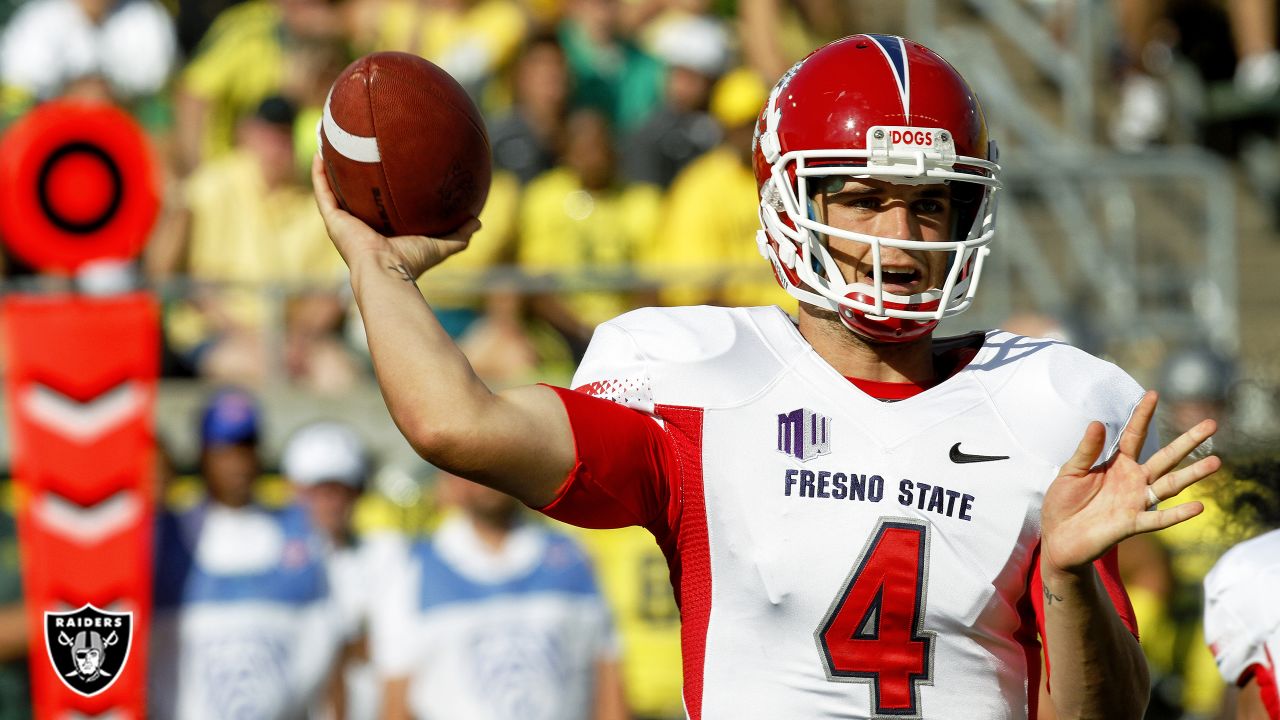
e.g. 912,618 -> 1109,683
319,52 -> 491,237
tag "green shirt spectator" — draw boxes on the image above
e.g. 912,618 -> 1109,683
557,0 -> 662,134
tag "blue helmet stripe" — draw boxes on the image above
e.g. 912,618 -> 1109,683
866,34 -> 910,121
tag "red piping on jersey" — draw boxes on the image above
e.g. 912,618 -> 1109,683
1243,645 -> 1280,720
537,388 -> 711,719
1028,542 -> 1139,704
843,344 -> 980,401
656,404 -> 712,720
845,376 -> 931,401
1015,550 -> 1042,717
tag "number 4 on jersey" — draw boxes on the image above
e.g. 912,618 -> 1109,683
817,519 -> 935,717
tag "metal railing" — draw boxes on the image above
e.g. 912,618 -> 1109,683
906,0 -> 1240,354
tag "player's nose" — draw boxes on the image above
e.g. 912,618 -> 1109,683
875,202 -> 918,241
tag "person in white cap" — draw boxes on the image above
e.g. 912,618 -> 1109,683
622,14 -> 729,187
282,421 -> 384,720
284,421 -> 370,551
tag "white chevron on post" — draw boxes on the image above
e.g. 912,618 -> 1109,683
21,382 -> 146,444
32,492 -> 142,546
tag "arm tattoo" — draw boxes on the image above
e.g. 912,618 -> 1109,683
1043,584 -> 1064,605
389,263 -> 415,283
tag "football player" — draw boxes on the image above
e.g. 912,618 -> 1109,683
313,35 -> 1221,719
1204,527 -> 1280,720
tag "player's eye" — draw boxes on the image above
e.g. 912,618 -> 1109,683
913,198 -> 947,214
845,196 -> 882,210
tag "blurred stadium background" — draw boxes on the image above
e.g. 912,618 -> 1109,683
0,0 -> 1277,718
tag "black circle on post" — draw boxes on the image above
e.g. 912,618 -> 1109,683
36,142 -> 124,235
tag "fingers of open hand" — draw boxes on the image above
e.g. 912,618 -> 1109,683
1150,454 -> 1221,504
1143,418 -> 1217,478
1061,421 -> 1106,476
1118,391 -> 1158,458
1134,500 -> 1204,534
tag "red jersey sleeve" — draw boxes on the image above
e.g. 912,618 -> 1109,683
533,385 -> 677,532
1030,544 -> 1139,683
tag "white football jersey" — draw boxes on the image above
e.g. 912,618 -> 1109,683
150,504 -> 345,720
545,305 -> 1149,720
371,516 -> 618,720
1204,528 -> 1280,716
328,534 -> 404,720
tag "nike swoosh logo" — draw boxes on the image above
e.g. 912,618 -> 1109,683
949,442 -> 1010,464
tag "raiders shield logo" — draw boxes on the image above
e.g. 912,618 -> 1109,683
44,604 -> 132,697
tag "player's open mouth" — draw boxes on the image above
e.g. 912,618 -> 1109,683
861,266 -> 922,294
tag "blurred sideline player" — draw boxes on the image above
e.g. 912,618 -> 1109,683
315,35 -> 1222,718
151,388 -> 345,719
1203,457 -> 1280,720
371,471 -> 626,720
283,421 -> 392,720
1204,526 -> 1280,719
569,522 -> 684,720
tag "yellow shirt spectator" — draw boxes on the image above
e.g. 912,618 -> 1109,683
169,149 -> 343,349
181,0 -> 286,161
518,166 -> 662,328
367,0 -> 524,104
656,146 -> 795,312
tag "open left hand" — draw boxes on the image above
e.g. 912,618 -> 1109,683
1040,390 -> 1221,576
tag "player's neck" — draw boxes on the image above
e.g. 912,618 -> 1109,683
465,512 -> 519,552
797,304 -> 936,385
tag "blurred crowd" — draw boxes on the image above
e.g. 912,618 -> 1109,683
0,0 -> 1278,718
0,0 -> 1276,391
0,0 -> 852,393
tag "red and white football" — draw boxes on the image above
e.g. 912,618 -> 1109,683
319,52 -> 490,238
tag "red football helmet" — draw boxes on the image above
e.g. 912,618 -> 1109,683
753,34 -> 1002,342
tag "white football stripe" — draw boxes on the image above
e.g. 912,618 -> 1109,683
22,382 -> 145,443
33,491 -> 143,546
322,89 -> 381,163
